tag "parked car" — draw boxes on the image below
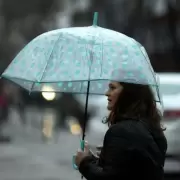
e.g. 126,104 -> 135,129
158,73 -> 180,121
164,120 -> 180,179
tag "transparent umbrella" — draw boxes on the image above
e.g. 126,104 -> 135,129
1,12 -> 161,170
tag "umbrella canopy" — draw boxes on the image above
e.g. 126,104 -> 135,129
2,15 -> 159,100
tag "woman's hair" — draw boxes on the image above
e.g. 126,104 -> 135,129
105,82 -> 165,131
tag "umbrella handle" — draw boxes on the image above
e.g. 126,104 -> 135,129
72,140 -> 85,170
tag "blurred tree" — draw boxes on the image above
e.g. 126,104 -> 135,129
0,0 -> 58,74
167,2 -> 179,70
0,0 -> 179,73
88,0 -> 180,72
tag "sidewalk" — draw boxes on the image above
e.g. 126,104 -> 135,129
0,135 -> 81,180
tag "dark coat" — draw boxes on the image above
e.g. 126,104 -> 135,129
79,118 -> 167,180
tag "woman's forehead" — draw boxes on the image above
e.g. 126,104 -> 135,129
109,81 -> 120,86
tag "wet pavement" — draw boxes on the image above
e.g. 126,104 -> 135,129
0,133 -> 81,180
1,107 -> 180,179
0,107 -> 106,180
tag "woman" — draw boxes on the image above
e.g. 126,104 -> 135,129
74,81 -> 167,180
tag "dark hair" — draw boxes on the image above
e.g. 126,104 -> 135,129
106,82 -> 165,131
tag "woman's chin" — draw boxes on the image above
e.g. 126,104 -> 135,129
107,105 -> 112,111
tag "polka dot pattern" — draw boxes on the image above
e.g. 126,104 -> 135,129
2,26 -> 159,101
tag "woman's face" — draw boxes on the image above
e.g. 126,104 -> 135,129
105,81 -> 123,110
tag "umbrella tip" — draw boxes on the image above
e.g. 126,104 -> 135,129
93,12 -> 98,26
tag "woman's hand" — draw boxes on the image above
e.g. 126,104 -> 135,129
74,141 -> 90,167
96,145 -> 103,157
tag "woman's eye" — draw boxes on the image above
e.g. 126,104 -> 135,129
110,86 -> 115,90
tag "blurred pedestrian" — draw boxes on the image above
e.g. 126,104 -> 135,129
0,89 -> 9,127
0,86 -> 10,142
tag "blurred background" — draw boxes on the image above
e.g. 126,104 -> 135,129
0,0 -> 179,179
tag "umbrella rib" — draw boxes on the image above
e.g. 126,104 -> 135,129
134,40 -> 160,103
100,37 -> 104,77
135,40 -> 156,84
37,34 -> 62,83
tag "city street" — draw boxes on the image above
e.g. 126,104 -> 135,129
0,107 -> 106,180
2,106 -> 179,180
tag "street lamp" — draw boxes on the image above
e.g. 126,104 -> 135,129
41,85 -> 56,101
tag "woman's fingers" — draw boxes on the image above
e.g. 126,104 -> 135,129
96,150 -> 101,156
96,145 -> 103,150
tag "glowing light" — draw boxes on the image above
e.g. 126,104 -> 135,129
42,86 -> 56,101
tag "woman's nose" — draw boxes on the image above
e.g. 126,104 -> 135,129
105,90 -> 109,97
